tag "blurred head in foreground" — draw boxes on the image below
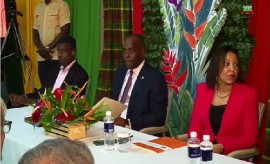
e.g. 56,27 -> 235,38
19,138 -> 94,164
1,97 -> 7,157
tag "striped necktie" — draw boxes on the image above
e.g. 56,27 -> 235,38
120,70 -> 133,104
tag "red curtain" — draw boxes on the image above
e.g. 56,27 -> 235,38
0,0 -> 6,37
245,0 -> 270,163
132,0 -> 143,34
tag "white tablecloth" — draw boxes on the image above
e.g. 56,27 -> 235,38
2,106 -> 250,164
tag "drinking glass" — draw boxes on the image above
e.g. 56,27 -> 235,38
117,132 -> 131,152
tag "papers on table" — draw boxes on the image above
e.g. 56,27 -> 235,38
133,137 -> 187,154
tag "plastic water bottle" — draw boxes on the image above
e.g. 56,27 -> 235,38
200,135 -> 213,163
104,111 -> 115,151
187,131 -> 200,164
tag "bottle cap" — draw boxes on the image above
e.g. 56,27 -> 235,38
106,111 -> 111,116
190,131 -> 197,138
203,135 -> 210,141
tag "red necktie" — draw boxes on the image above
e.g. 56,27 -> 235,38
120,70 -> 133,104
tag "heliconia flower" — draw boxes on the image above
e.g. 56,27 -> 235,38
161,48 -> 188,94
53,88 -> 63,101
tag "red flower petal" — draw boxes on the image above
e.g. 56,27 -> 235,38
175,67 -> 188,87
184,30 -> 196,49
185,9 -> 195,23
165,74 -> 174,83
194,0 -> 204,14
53,88 -> 63,101
161,63 -> 172,73
172,59 -> 181,78
195,21 -> 207,40
168,84 -> 179,94
54,110 -> 77,124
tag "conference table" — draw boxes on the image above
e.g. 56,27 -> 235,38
2,106 -> 250,164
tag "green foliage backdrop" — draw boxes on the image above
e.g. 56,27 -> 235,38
212,0 -> 254,74
142,0 -> 167,69
142,0 -> 254,75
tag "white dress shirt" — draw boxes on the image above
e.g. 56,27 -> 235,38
52,60 -> 76,92
119,60 -> 145,119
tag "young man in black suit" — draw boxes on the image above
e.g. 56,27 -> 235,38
9,36 -> 88,106
112,34 -> 168,131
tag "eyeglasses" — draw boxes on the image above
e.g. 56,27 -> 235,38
4,120 -> 12,133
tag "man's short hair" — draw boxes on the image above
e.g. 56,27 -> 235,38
124,34 -> 145,49
19,138 -> 94,164
57,35 -> 76,49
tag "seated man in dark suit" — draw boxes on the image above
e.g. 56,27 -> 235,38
112,34 -> 168,131
9,36 -> 89,106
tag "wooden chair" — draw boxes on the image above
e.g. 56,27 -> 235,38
139,90 -> 172,136
176,102 -> 265,162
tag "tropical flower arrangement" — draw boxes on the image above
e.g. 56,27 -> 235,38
31,83 -> 110,131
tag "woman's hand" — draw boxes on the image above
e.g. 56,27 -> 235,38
213,144 -> 224,154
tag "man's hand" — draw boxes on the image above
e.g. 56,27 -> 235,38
9,93 -> 35,107
114,117 -> 126,127
37,47 -> 52,59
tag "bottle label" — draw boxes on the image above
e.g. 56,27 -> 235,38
188,146 -> 201,158
201,150 -> 213,161
104,122 -> 114,133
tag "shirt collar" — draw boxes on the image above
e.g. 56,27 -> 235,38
60,60 -> 76,71
131,60 -> 145,76
42,0 -> 57,4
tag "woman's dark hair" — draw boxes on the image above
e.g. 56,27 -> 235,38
57,35 -> 76,49
206,46 -> 244,88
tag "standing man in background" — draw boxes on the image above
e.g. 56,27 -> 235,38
33,0 -> 70,86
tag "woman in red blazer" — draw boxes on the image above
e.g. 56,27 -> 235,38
188,47 -> 258,155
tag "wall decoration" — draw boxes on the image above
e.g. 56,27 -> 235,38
159,0 -> 227,136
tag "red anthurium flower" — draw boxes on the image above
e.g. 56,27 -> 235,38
31,101 -> 45,124
53,88 -> 63,101
54,110 -> 77,124
36,101 -> 45,108
32,108 -> 42,125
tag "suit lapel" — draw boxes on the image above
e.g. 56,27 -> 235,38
49,67 -> 61,89
60,62 -> 77,88
129,64 -> 147,101
115,68 -> 128,99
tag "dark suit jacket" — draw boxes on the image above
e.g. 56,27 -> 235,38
188,82 -> 258,154
112,63 -> 168,131
28,62 -> 89,98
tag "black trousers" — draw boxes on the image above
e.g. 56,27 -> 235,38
38,60 -> 59,87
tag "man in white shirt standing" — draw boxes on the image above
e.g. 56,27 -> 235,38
33,0 -> 71,87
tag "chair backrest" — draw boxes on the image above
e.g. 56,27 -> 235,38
258,102 -> 265,129
164,90 -> 173,127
